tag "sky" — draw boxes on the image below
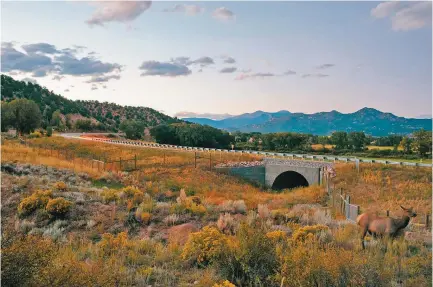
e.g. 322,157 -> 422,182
1,1 -> 432,119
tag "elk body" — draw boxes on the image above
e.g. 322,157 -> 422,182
357,206 -> 417,249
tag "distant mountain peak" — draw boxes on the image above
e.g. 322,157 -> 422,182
184,107 -> 432,136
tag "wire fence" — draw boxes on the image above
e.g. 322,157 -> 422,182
326,178 -> 431,230
17,139 -> 233,173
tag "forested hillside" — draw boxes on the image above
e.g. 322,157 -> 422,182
0,75 -> 177,131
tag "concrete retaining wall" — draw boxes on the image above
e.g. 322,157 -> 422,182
216,166 -> 266,187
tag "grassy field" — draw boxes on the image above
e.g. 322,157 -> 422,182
2,137 -> 432,286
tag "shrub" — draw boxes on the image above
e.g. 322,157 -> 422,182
28,131 -> 42,138
46,126 -> 53,137
121,186 -> 143,199
219,200 -> 247,214
217,223 -> 277,286
213,280 -> 236,287
135,210 -> 152,225
45,198 -> 72,217
97,232 -> 129,258
265,230 -> 287,243
101,189 -> 119,203
292,224 -> 329,242
217,213 -> 238,235
53,181 -> 67,192
18,190 -> 53,216
257,204 -> 270,219
2,235 -> 55,287
182,226 -> 230,266
163,214 -> 182,225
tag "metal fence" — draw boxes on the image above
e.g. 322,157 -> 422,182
82,137 -> 433,167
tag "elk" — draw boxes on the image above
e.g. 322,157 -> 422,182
357,205 -> 417,249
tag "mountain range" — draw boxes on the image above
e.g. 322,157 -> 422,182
184,109 -> 432,136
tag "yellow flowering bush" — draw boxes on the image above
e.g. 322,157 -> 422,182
213,280 -> 236,287
28,131 -> 42,138
18,190 -> 53,216
182,226 -> 229,265
97,232 -> 129,258
101,189 -> 119,204
45,198 -> 72,217
53,181 -> 67,192
266,230 -> 287,243
292,224 -> 329,242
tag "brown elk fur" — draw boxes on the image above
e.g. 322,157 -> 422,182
357,205 -> 417,249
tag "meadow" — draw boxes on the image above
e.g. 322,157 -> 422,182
1,137 -> 432,286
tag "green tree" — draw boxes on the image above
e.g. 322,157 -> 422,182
46,126 -> 53,137
75,119 -> 92,131
65,114 -> 72,129
399,137 -> 412,154
331,131 -> 349,150
2,99 -> 42,134
411,129 -> 432,157
348,131 -> 366,151
120,120 -> 145,140
1,101 -> 14,132
50,109 -> 64,129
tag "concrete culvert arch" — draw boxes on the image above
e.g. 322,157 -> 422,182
271,170 -> 309,190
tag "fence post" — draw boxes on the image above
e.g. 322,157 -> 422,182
356,205 -> 360,215
346,195 -> 350,219
120,157 -> 122,171
194,152 -> 197,168
163,152 -> 166,165
134,154 -> 137,170
210,153 -> 212,170
386,210 -> 389,217
426,214 -> 430,230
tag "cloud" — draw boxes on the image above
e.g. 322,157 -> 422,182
139,60 -> 191,77
52,75 -> 64,81
64,89 -> 70,92
316,64 -> 335,69
241,68 -> 252,73
283,70 -> 296,75
371,2 -> 432,31
371,2 -> 400,18
222,56 -> 236,64
235,72 -> 275,80
301,73 -> 329,78
190,56 -> 214,67
170,56 -> 191,66
22,43 -> 59,54
170,56 -> 214,67
91,85 -> 98,90
102,85 -> 107,89
2,42 -> 122,84
86,74 -> 121,83
392,2 -> 432,31
212,7 -> 235,21
163,4 -> 204,15
220,67 -> 237,73
55,54 -> 122,76
86,1 -> 152,26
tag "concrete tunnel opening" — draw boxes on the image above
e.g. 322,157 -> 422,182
271,170 -> 309,190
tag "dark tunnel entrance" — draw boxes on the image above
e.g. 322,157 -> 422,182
271,171 -> 309,191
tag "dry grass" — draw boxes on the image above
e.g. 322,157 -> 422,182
366,145 -> 403,151
332,163 -> 432,223
311,144 -> 334,150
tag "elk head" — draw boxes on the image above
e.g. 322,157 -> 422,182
400,205 -> 417,218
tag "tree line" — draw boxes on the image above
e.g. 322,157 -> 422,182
232,130 -> 432,158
